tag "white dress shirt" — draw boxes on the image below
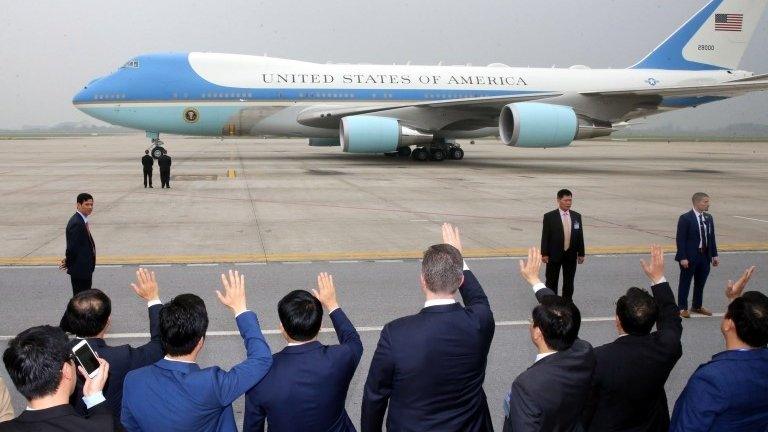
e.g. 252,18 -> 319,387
693,208 -> 707,248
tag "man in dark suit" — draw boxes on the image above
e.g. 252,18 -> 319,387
121,270 -> 273,432
503,247 -> 595,432
0,325 -> 113,432
675,192 -> 719,318
61,193 -> 96,296
582,245 -> 683,432
671,266 -> 768,431
361,223 -> 495,432
244,272 -> 363,432
541,189 -> 586,301
141,150 -> 154,188
60,268 -> 165,426
158,153 -> 172,188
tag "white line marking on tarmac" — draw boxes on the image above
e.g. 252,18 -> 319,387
96,265 -> 123,268
409,219 -> 429,222
734,216 -> 768,223
283,261 -> 312,264
187,263 -> 219,267
329,260 -> 359,263
140,264 -> 172,267
234,262 -> 267,266
0,314 -> 722,341
374,260 -> 404,263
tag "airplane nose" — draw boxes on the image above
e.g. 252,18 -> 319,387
72,77 -> 105,106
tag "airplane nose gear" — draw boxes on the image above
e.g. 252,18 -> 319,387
150,139 -> 167,159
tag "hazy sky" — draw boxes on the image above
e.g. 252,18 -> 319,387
1,0 -> 766,130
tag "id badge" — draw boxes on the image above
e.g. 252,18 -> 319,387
574,222 -> 580,230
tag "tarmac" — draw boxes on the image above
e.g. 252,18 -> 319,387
0,135 -> 766,265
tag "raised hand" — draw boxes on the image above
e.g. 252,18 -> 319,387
725,266 -> 756,300
519,247 -> 544,286
313,272 -> 340,311
640,245 -> 665,284
131,268 -> 160,301
441,223 -> 463,254
79,358 -> 110,397
216,269 -> 247,315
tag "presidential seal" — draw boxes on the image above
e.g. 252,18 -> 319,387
183,108 -> 199,123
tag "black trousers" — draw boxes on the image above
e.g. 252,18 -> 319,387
70,274 -> 92,296
677,252 -> 711,310
143,169 -> 152,187
545,249 -> 577,301
160,169 -> 170,188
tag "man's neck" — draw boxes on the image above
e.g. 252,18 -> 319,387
27,392 -> 70,411
424,293 -> 455,302
725,337 -> 754,351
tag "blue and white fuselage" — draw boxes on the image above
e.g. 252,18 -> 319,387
73,0 -> 768,158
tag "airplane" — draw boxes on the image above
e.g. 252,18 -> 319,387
73,0 -> 768,161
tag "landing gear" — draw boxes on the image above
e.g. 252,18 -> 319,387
397,146 -> 412,157
409,141 -> 464,162
146,132 -> 167,159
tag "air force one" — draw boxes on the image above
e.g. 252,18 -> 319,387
74,0 -> 768,161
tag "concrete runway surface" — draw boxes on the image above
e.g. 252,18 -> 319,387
1,252 -> 766,430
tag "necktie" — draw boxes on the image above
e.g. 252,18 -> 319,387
86,221 -> 95,253
698,214 -> 707,250
563,212 -> 571,251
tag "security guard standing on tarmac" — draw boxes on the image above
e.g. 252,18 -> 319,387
142,150 -> 154,188
158,152 -> 172,188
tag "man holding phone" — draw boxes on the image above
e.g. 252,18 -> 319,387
60,268 -> 165,424
0,325 -> 113,432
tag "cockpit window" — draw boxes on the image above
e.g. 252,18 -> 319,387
121,59 -> 140,69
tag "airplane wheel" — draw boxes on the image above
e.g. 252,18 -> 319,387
449,148 -> 464,160
430,149 -> 446,162
412,147 -> 429,162
151,147 -> 166,159
397,147 -> 412,157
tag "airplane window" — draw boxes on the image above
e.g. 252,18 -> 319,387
121,59 -> 140,69
247,92 -> 252,98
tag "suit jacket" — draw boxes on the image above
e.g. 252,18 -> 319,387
65,212 -> 95,278
541,209 -> 585,262
157,155 -> 172,170
141,155 -> 153,170
503,287 -> 595,432
674,210 -> 718,263
0,402 -> 113,432
70,303 -> 164,424
361,270 -> 495,432
670,348 -> 768,432
121,311 -> 272,432
243,308 -> 364,432
582,282 -> 683,432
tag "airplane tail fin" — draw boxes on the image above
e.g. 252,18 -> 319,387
631,0 -> 768,70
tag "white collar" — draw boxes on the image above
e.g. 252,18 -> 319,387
424,298 -> 457,308
76,211 -> 88,223
535,351 -> 557,363
693,208 -> 705,219
287,340 -> 315,347
164,356 -> 195,364
560,209 -> 570,216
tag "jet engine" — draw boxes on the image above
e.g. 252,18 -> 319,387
499,103 -> 579,148
340,115 -> 432,153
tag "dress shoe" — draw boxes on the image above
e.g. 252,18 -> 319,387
692,307 -> 713,316
149,185 -> 153,188
680,310 -> 691,318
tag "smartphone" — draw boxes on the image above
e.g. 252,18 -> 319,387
71,339 -> 100,378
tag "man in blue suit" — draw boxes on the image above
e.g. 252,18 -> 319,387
675,192 -> 719,318
60,268 -> 165,426
361,223 -> 495,432
671,266 -> 768,431
243,272 -> 363,431
121,270 -> 273,432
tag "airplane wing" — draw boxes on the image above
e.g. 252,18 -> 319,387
296,92 -> 560,128
582,78 -> 768,98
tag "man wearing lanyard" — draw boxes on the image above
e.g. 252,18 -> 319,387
675,192 -> 719,318
61,193 -> 96,296
540,189 -> 586,302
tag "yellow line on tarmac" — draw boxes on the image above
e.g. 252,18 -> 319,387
0,242 -> 766,266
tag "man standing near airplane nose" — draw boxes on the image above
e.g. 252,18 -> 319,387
158,152 -> 172,188
141,150 -> 154,188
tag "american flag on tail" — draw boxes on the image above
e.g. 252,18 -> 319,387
714,13 -> 743,31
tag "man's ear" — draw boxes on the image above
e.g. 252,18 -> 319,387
420,273 -> 427,291
62,361 -> 75,382
458,274 -> 465,288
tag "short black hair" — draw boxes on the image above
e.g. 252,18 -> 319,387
532,296 -> 581,351
616,287 -> 659,336
76,193 -> 93,204
3,325 -> 71,400
557,189 -> 572,199
422,244 -> 463,294
160,294 -> 209,356
278,290 -> 323,342
726,291 -> 768,348
59,289 -> 112,337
